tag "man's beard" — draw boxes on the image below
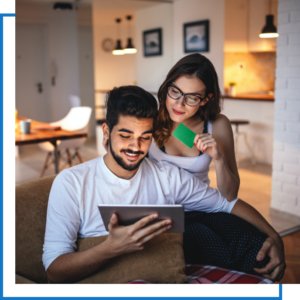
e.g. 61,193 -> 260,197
109,138 -> 146,171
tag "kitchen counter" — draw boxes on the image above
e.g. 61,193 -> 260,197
224,94 -> 274,101
221,97 -> 274,164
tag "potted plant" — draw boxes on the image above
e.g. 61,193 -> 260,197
229,82 -> 236,96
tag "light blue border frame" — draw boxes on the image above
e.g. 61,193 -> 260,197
1,12 -> 282,299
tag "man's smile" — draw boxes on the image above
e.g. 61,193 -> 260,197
122,149 -> 144,162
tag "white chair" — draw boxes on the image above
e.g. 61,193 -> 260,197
38,106 -> 92,177
69,95 -> 81,107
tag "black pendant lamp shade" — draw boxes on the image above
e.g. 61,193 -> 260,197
125,38 -> 137,54
124,15 -> 137,54
259,0 -> 279,39
114,40 -> 124,52
259,15 -> 279,38
112,19 -> 124,55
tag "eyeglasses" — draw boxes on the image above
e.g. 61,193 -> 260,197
167,84 -> 206,107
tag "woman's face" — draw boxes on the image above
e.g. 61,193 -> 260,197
165,75 -> 209,123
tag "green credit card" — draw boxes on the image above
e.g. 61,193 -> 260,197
172,123 -> 196,148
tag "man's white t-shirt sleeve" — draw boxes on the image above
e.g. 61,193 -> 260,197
162,162 -> 238,213
42,170 -> 81,271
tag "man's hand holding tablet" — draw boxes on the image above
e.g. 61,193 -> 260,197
104,213 -> 172,255
98,205 -> 184,233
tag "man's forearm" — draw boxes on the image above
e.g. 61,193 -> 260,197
46,240 -> 114,283
230,199 -> 279,239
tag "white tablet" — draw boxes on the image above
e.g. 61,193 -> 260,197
98,204 -> 184,233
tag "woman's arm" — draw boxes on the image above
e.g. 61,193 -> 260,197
194,114 -> 240,200
213,114 -> 240,200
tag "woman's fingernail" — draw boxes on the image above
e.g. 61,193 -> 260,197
153,214 -> 158,219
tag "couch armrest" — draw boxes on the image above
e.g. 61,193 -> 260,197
16,274 -> 36,284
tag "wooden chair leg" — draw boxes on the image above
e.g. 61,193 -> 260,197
66,149 -> 73,167
40,152 -> 52,178
75,149 -> 83,164
57,151 -> 61,170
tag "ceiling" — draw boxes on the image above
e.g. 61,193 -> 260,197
16,0 -> 174,7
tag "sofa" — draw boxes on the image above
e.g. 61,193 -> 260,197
16,175 -> 56,283
15,175 -> 272,284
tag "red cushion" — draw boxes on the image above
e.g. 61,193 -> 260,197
127,264 -> 273,284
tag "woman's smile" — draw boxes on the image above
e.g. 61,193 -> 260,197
172,108 -> 185,115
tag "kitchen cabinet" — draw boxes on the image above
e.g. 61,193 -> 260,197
225,0 -> 278,53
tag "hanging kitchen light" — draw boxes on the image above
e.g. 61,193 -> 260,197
259,0 -> 279,38
112,19 -> 125,55
124,15 -> 137,54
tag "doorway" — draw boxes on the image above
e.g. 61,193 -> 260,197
16,24 -> 50,122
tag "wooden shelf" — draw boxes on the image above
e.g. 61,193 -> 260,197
223,94 -> 274,102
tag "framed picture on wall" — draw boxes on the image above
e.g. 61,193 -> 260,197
184,20 -> 209,53
143,28 -> 162,57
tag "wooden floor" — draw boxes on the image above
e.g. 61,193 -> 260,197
208,160 -> 300,234
279,230 -> 300,284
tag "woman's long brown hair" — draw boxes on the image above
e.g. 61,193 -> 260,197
153,53 -> 222,148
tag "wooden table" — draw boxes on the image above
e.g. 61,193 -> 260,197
15,117 -> 87,174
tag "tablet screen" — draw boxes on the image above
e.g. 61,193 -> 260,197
98,204 -> 184,233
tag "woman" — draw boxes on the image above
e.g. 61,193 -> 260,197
150,54 -> 239,201
149,53 -> 271,275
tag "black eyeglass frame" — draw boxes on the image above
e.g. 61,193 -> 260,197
167,84 -> 207,107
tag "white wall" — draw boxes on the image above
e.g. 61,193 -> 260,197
16,2 -> 80,122
77,5 -> 93,27
271,0 -> 300,219
173,0 -> 225,93
135,3 -> 173,92
92,0 -> 136,90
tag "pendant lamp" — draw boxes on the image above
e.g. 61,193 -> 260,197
124,16 -> 137,54
259,0 -> 279,38
112,19 -> 124,55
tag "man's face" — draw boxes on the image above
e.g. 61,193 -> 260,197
106,115 -> 153,171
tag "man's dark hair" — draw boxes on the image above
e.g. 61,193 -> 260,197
105,85 -> 158,132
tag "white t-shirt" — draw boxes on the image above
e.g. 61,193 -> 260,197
42,156 -> 238,270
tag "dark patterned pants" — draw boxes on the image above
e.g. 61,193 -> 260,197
183,212 -> 270,275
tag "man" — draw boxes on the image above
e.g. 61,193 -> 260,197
43,86 -> 285,283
